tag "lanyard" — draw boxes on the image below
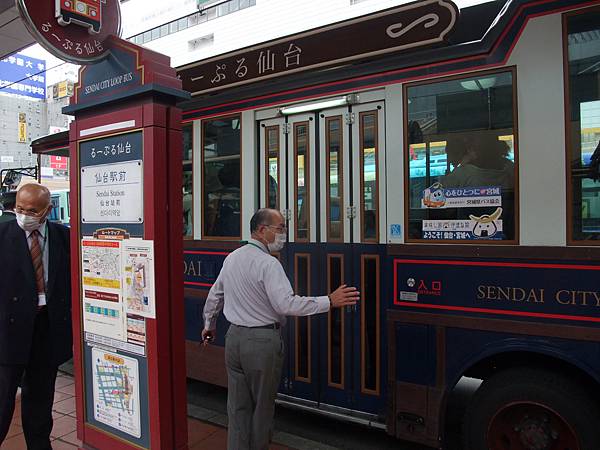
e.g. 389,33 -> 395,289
247,242 -> 268,254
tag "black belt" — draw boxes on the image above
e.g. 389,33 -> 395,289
237,323 -> 280,330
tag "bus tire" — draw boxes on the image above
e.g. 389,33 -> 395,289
462,367 -> 600,450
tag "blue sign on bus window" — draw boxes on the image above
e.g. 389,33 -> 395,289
0,53 -> 46,100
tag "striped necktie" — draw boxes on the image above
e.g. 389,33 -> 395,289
29,230 -> 45,298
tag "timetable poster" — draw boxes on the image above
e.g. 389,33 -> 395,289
81,239 -> 126,341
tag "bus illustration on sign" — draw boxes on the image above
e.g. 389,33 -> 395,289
55,0 -> 104,34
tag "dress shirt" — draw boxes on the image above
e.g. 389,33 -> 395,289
203,239 -> 330,330
25,222 -> 49,306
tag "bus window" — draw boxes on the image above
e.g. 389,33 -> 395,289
265,125 -> 280,210
183,124 -> 193,238
202,116 -> 241,239
360,112 -> 378,242
405,69 -> 518,243
326,117 -> 343,241
295,122 -> 310,241
566,10 -> 600,241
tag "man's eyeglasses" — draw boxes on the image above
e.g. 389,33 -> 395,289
263,224 -> 287,233
15,206 -> 48,217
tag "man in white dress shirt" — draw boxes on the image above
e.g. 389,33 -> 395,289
202,208 -> 359,450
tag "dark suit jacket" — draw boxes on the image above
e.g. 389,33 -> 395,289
0,211 -> 16,223
0,220 -> 72,366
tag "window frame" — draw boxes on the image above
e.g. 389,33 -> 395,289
326,115 -> 344,242
264,125 -> 280,211
294,121 -> 311,242
183,123 -> 194,240
403,66 -> 520,245
200,113 -> 243,241
563,6 -> 600,246
359,110 -> 380,243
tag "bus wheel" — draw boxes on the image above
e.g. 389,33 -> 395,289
463,368 -> 600,450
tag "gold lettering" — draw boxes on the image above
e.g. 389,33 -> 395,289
186,261 -> 197,276
525,288 -> 544,303
593,291 -> 600,307
556,290 -> 575,305
497,286 -> 510,301
579,291 -> 591,307
477,285 -> 486,299
512,287 -> 526,302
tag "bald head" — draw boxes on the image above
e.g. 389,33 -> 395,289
250,208 -> 287,250
16,183 -> 51,218
250,208 -> 284,234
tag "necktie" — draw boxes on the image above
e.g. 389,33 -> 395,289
29,230 -> 45,301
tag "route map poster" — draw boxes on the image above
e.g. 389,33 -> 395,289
81,239 -> 125,340
92,347 -> 141,438
122,241 -> 156,318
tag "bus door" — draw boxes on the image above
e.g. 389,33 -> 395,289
350,102 -> 386,415
318,102 -> 387,415
259,103 -> 386,416
259,114 -> 319,401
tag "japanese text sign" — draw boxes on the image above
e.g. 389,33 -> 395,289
0,53 -> 46,100
17,0 -> 122,64
178,0 -> 458,95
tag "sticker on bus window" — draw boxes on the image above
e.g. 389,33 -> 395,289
390,224 -> 402,237
422,208 -> 504,240
422,183 -> 502,209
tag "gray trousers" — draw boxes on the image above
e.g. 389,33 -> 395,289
225,324 -> 284,450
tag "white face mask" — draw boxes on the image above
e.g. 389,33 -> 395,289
16,212 -> 45,232
267,232 -> 286,252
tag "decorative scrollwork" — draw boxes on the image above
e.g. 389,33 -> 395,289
386,13 -> 440,39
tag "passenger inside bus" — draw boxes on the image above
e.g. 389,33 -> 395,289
205,164 -> 241,237
442,132 -> 515,239
443,133 -> 514,189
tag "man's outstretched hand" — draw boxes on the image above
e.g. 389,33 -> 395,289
329,284 -> 360,308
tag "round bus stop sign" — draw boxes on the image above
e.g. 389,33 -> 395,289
17,0 -> 122,64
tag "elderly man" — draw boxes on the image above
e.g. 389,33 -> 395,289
0,184 -> 71,450
202,208 -> 359,450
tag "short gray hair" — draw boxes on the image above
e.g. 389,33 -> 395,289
250,208 -> 275,233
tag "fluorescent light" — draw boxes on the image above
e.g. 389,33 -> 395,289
279,96 -> 354,115
460,77 -> 496,91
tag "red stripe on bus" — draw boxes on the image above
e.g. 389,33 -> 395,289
394,301 -> 600,324
393,259 -> 600,271
184,281 -> 213,287
184,251 -> 230,255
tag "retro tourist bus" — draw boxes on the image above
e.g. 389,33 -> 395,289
34,0 -> 600,448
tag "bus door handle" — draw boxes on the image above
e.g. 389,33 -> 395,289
346,304 -> 359,314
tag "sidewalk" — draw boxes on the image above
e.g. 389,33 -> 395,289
0,372 -> 292,450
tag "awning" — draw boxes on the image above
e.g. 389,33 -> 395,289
0,0 -> 35,60
31,130 -> 69,157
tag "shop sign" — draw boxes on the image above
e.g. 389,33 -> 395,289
0,53 -> 46,100
53,80 -> 74,99
179,0 -> 459,95
17,0 -> 122,64
50,155 -> 68,170
18,113 -> 27,143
